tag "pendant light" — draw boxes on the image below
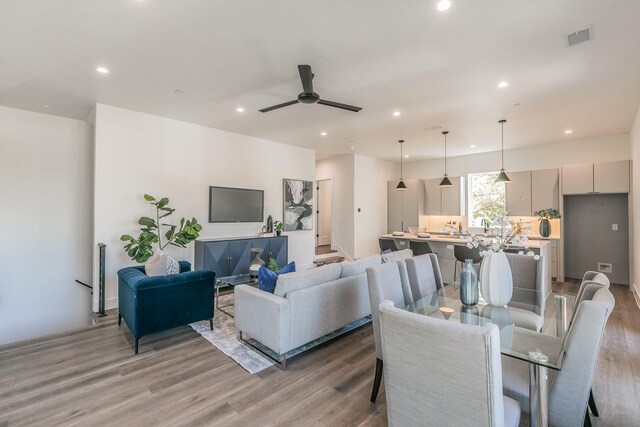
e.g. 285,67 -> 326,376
396,140 -> 408,190
495,119 -> 511,183
439,131 -> 453,187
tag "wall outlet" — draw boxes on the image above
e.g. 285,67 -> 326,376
598,263 -> 612,273
612,224 -> 619,231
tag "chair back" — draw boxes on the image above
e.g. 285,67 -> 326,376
406,254 -> 444,301
366,262 -> 413,359
378,301 -> 508,426
581,271 -> 610,287
505,253 -> 545,314
409,240 -> 433,256
549,288 -> 615,427
454,244 -> 482,263
379,238 -> 399,253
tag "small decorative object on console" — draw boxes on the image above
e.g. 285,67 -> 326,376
459,259 -> 479,306
534,208 -> 560,238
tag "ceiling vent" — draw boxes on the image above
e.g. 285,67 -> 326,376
567,26 -> 593,47
424,125 -> 443,132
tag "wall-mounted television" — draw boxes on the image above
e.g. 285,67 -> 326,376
208,186 -> 264,223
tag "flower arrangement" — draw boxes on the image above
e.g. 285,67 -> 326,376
534,208 -> 561,220
466,215 -> 539,260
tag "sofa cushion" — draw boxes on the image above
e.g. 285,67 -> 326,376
258,261 -> 296,293
274,263 -> 342,297
381,249 -> 413,263
340,254 -> 382,278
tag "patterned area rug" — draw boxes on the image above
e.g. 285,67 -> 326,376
190,293 -> 372,374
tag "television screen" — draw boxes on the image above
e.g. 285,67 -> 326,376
208,186 -> 264,223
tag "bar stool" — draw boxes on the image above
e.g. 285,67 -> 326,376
409,240 -> 433,256
453,245 -> 482,283
379,238 -> 399,253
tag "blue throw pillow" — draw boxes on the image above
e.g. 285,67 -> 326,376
258,261 -> 296,293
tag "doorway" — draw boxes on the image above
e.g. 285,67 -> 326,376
564,193 -> 629,285
316,179 -> 334,255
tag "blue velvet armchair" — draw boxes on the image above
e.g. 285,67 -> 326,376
117,261 -> 216,354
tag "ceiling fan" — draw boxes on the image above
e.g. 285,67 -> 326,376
259,65 -> 363,113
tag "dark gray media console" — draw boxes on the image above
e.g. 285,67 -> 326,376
194,235 -> 288,278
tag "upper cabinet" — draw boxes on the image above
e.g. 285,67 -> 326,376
594,160 -> 630,193
562,160 -> 629,194
506,171 -> 532,216
387,179 -> 424,232
505,169 -> 559,216
531,168 -> 559,212
423,177 -> 466,216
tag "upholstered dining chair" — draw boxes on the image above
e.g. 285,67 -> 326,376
505,253 -> 545,313
501,288 -> 615,427
378,300 -> 521,427
453,244 -> 482,282
405,253 -> 444,301
365,262 -> 414,403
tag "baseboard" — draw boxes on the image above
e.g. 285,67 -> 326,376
632,283 -> 640,310
331,244 -> 353,261
105,297 -> 118,311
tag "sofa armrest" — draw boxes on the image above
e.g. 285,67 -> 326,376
234,285 -> 291,355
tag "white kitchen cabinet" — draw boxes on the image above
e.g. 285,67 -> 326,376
562,161 -> 630,194
387,179 -> 424,232
562,163 -> 593,195
506,171 -> 532,216
532,168 -> 559,212
423,178 -> 442,216
423,176 -> 465,216
442,176 -> 466,216
594,160 -> 630,193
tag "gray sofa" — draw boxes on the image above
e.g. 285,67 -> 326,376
234,255 -> 381,367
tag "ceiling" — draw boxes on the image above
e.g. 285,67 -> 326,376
1,0 -> 639,161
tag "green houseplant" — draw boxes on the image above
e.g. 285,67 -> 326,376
268,258 -> 278,272
534,208 -> 561,238
120,194 -> 202,263
273,221 -> 284,237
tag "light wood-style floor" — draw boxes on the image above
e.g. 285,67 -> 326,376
0,282 -> 638,426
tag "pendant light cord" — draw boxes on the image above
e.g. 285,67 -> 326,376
399,140 -> 404,179
444,132 -> 447,174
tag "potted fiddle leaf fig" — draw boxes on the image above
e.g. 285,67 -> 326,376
120,194 -> 202,263
534,208 -> 561,238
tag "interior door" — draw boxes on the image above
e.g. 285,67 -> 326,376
317,179 -> 332,246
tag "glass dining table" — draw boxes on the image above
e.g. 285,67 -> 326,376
402,284 -> 575,427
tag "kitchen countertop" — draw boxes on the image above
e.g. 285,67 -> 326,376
380,233 -> 552,248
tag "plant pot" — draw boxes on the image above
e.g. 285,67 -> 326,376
539,218 -> 551,238
479,251 -> 513,306
276,230 -> 282,237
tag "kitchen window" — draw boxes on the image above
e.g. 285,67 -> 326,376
468,172 -> 506,227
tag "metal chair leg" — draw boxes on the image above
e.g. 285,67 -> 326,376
280,354 -> 287,370
588,388 -> 599,417
584,408 -> 592,427
370,358 -> 384,403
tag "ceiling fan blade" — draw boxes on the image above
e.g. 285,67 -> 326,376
298,65 -> 314,93
259,100 -> 299,113
317,99 -> 362,112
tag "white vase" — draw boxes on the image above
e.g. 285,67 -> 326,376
479,251 -> 513,306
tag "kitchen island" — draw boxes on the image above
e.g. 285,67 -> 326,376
380,233 -> 552,292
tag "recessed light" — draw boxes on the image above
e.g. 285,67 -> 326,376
236,107 -> 245,113
470,144 -> 477,148
42,104 -> 51,108
404,155 -> 409,158
437,0 -> 451,11
393,111 -> 401,117
564,129 -> 574,134
96,67 -> 109,74
321,132 -> 328,136
348,145 -> 355,150
497,81 -> 509,88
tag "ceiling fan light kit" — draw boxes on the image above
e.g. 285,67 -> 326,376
259,65 -> 362,113
439,130 -> 453,187
495,119 -> 511,184
396,139 -> 408,191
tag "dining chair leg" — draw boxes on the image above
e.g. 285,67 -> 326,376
370,358 -> 384,403
588,388 -> 599,417
584,409 -> 592,427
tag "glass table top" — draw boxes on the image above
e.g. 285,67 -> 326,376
216,273 -> 257,288
402,284 -> 575,370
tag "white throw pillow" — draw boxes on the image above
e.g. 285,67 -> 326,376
145,252 -> 180,276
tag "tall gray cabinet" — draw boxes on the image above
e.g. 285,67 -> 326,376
388,179 -> 424,232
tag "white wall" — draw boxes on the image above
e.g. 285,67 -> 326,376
631,107 -> 640,300
316,155 -> 355,259
0,106 -> 94,345
403,134 -> 631,179
354,154 -> 396,258
94,104 -> 316,310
